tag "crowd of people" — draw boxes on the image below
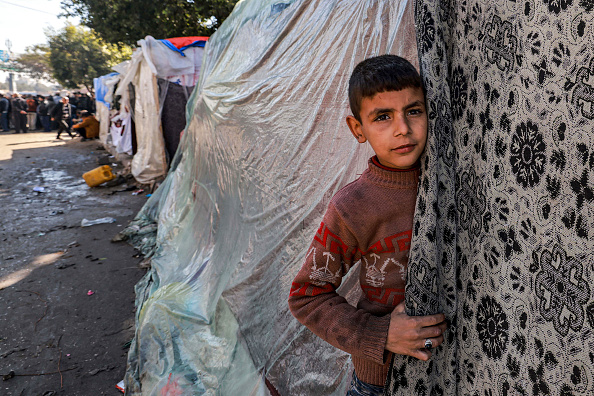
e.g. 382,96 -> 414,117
0,91 -> 99,141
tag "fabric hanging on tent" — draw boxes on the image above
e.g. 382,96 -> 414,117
94,72 -> 119,110
157,78 -> 194,162
385,1 -> 594,395
122,0 -> 419,394
110,112 -> 133,155
94,72 -> 121,145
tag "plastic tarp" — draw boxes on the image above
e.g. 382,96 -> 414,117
94,72 -> 121,145
115,36 -> 206,184
124,0 -> 417,395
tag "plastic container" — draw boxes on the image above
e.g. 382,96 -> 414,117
82,165 -> 116,187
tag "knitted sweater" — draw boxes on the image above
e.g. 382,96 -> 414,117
288,156 -> 419,386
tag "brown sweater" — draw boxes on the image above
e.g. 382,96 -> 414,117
288,156 -> 419,386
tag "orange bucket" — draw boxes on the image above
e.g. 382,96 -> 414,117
83,165 -> 116,187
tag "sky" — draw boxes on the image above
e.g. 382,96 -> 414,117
0,0 -> 79,56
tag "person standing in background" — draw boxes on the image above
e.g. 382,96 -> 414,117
37,96 -> 51,132
26,95 -> 38,131
10,93 -> 28,134
0,94 -> 9,131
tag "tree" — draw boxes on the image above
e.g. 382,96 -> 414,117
46,24 -> 132,92
15,44 -> 53,81
60,0 -> 238,46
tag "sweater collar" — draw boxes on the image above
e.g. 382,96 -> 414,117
363,156 -> 420,188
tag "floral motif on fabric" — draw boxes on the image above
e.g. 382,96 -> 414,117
482,15 -> 517,72
509,120 -> 546,189
535,244 -> 590,335
450,66 -> 468,121
570,58 -> 594,120
457,167 -> 486,240
476,295 -> 509,359
419,5 -> 435,53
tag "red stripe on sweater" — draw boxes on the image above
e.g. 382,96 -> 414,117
290,282 -> 335,297
314,222 -> 350,255
361,285 -> 405,306
358,230 -> 412,255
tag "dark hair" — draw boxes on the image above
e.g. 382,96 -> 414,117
348,54 -> 422,122
80,110 -> 89,117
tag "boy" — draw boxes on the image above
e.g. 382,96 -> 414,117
288,55 -> 447,395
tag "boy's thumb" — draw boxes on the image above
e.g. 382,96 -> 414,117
393,300 -> 406,313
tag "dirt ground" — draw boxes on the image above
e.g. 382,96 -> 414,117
0,130 -> 149,395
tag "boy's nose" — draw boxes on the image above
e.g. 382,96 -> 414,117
393,116 -> 410,136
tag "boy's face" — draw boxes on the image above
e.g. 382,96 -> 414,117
346,87 -> 427,170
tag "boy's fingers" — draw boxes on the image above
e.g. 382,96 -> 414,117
414,313 -> 446,328
412,348 -> 431,361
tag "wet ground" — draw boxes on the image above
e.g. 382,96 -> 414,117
0,131 -> 148,395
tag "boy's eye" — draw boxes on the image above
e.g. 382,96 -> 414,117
374,114 -> 390,121
407,108 -> 422,116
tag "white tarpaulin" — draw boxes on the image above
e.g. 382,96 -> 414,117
123,1 -> 418,394
115,36 -> 206,184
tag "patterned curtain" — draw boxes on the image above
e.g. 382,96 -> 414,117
386,1 -> 594,395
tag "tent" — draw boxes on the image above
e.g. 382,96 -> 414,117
122,0 -> 417,394
108,35 -> 208,184
124,0 -> 594,394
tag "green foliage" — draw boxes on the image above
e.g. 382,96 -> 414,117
15,45 -> 53,81
46,24 -> 132,92
60,0 -> 239,46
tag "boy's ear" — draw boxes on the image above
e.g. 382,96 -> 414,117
346,115 -> 366,143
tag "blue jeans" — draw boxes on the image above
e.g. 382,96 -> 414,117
346,371 -> 384,396
0,112 -> 8,131
40,115 -> 51,132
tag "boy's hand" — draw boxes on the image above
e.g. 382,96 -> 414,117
385,301 -> 447,361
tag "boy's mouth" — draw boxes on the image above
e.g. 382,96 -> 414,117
392,143 -> 416,153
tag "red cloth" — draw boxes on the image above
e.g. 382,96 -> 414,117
164,36 -> 209,49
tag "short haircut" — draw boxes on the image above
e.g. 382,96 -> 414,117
348,54 -> 422,122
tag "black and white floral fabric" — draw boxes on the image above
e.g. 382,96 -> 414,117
385,1 -> 594,394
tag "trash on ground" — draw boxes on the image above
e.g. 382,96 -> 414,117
104,175 -> 126,188
67,241 -> 79,247
116,379 -> 125,393
88,365 -> 114,376
82,165 -> 115,187
107,184 -> 136,195
146,194 -> 152,197
55,262 -> 75,269
2,370 -> 15,381
81,217 -> 117,227
132,189 -> 145,195
87,290 -> 95,296
33,186 -> 45,193
50,210 -> 64,216
97,155 -> 111,165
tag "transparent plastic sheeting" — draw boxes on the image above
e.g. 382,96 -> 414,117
114,36 -> 205,184
124,0 -> 418,395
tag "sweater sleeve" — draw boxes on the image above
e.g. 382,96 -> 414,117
288,203 -> 390,364
73,118 -> 91,129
